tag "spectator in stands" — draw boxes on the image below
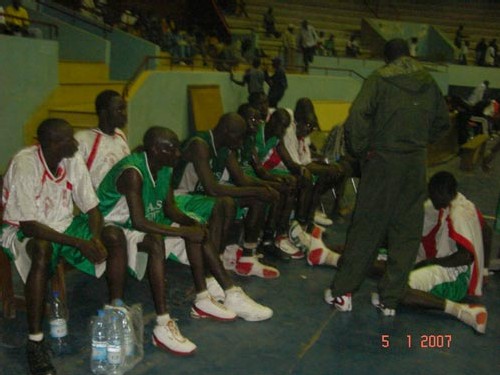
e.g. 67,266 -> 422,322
80,0 -> 102,22
265,57 -> 288,108
324,33 -> 337,57
324,38 -> 449,315
298,19 -> 318,73
282,24 -> 296,68
454,24 -> 466,49
5,0 -> 30,36
475,38 -> 487,66
458,40 -> 469,65
0,6 -> 7,34
316,31 -> 326,56
484,39 -> 497,66
263,7 -> 279,38
409,37 -> 418,58
345,34 -> 360,57
230,57 -> 265,95
120,8 -> 138,34
235,0 -> 248,18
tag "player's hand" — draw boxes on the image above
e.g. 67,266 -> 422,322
78,238 -> 108,264
258,186 -> 280,202
183,225 -> 208,244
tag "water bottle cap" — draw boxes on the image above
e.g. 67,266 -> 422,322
97,309 -> 105,317
53,291 -> 59,298
113,298 -> 125,307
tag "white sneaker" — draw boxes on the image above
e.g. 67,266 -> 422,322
314,211 -> 333,226
275,235 -> 304,259
289,221 -> 312,251
191,291 -> 236,321
370,292 -> 396,316
206,277 -> 225,302
221,244 -> 242,271
235,255 -> 280,279
152,319 -> 197,356
457,304 -> 487,334
307,227 -> 336,266
324,289 -> 352,312
224,287 -> 273,321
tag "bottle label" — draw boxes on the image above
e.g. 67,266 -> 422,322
91,341 -> 107,361
50,318 -> 68,338
107,345 -> 122,365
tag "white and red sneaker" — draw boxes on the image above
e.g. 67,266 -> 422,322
370,292 -> 395,316
457,304 -> 488,334
191,291 -> 237,321
275,235 -> 304,259
152,319 -> 197,356
324,289 -> 352,312
314,211 -> 333,226
235,255 -> 280,279
307,226 -> 337,266
221,244 -> 242,271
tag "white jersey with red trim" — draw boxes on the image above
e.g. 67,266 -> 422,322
1,145 -> 99,234
75,128 -> 130,189
417,193 -> 484,296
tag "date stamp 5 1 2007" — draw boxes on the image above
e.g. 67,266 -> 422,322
381,334 -> 452,349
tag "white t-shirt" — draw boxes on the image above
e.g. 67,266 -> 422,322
75,128 -> 130,189
2,145 -> 99,234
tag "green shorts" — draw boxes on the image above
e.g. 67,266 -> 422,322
11,214 -> 102,280
408,265 -> 470,302
175,193 -> 216,224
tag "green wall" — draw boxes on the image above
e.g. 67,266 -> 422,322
127,71 -> 363,148
0,35 -> 58,171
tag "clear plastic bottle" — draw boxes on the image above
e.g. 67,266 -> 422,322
90,310 -> 108,375
113,300 -> 134,360
106,315 -> 124,375
49,291 -> 70,355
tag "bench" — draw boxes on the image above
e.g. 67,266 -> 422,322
459,134 -> 489,171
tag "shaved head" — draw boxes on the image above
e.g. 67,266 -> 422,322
214,113 -> 247,150
37,118 -> 71,146
217,112 -> 246,133
143,126 -> 179,152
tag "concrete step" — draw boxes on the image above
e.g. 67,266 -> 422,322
52,82 -> 125,106
48,103 -> 96,129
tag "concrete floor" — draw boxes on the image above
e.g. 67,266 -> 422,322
1,142 -> 499,375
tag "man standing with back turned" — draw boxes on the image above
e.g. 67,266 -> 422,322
324,39 -> 450,315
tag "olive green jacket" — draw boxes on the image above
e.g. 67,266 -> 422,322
345,56 -> 450,158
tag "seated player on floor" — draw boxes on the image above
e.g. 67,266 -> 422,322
1,118 -> 109,375
325,171 -> 488,334
96,126 -> 273,356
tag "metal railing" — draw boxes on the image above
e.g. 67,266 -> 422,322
122,54 -> 366,98
0,12 -> 58,39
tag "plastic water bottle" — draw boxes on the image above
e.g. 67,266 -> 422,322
106,315 -> 124,375
114,300 -> 134,360
90,310 -> 108,375
49,291 -> 70,355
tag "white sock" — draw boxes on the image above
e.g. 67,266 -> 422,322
29,333 -> 44,342
156,313 -> 171,326
444,300 -> 462,317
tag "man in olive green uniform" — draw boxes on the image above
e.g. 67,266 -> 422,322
325,39 -> 450,314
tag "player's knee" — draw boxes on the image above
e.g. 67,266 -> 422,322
101,226 -> 125,246
30,239 -> 52,268
142,234 -> 164,258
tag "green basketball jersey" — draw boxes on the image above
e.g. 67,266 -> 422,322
97,152 -> 172,228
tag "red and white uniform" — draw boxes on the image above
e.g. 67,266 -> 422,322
415,193 -> 485,296
75,128 -> 130,189
1,145 -> 98,281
